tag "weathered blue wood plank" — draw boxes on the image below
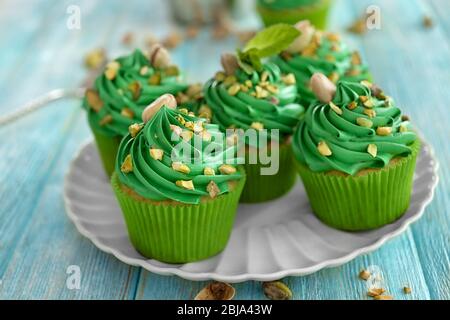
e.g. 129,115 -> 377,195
0,0 -> 142,299
345,0 -> 450,300
0,107 -> 140,299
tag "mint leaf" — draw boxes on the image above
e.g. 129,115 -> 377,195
243,24 -> 300,58
238,48 -> 262,72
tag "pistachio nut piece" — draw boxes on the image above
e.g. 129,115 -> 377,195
142,93 -> 177,123
194,282 -> 235,300
310,73 -> 337,103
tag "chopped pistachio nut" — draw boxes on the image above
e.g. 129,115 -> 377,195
327,32 -> 341,42
228,83 -> 241,96
347,68 -> 361,77
219,164 -> 236,175
368,144 -> 377,157
150,148 -> 164,161
255,86 -> 269,99
348,101 -> 358,110
351,51 -> 362,65
164,65 -> 180,76
356,117 -> 373,128
359,95 -> 369,103
384,98 -> 392,107
266,84 -> 279,94
121,108 -> 134,118
99,114 -> 113,126
329,101 -> 343,115
184,121 -> 194,130
172,161 -> 190,174
317,141 -> 332,156
245,80 -> 253,88
207,181 -> 220,198
121,154 -> 133,173
129,123 -> 143,137
251,122 -> 264,131
261,71 -> 269,82
325,54 -> 336,62
105,68 -> 117,80
176,180 -> 194,190
84,48 -> 105,70
367,288 -> 385,297
201,130 -> 212,142
423,15 -> 433,28
363,109 -> 376,118
399,125 -> 408,133
178,108 -> 189,115
128,81 -> 142,100
403,287 -> 412,294
240,84 -> 249,93
360,95 -> 374,108
401,115 -> 410,121
175,114 -> 186,125
359,270 -> 371,281
363,99 -> 374,108
86,89 -> 104,112
360,80 -> 372,88
139,66 -> 149,76
223,75 -> 237,86
204,167 -> 215,176
181,130 -> 194,141
148,73 -> 161,85
282,73 -> 296,85
188,111 -> 195,117
105,61 -> 120,80
302,43 -> 317,57
198,105 -> 212,119
374,295 -> 394,300
215,71 -> 226,82
328,72 -> 339,83
376,127 -> 392,136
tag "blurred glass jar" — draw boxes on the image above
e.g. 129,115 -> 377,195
169,0 -> 234,24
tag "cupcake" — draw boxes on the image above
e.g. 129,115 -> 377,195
111,94 -> 245,263
257,0 -> 332,29
83,47 -> 201,176
292,73 -> 420,231
272,20 -> 371,107
203,24 -> 305,203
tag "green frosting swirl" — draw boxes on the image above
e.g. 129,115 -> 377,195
272,32 -> 370,106
83,49 -> 191,137
204,62 -> 304,144
116,106 -> 243,205
257,0 -> 322,10
292,81 -> 417,175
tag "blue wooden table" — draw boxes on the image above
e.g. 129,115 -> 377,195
0,0 -> 449,300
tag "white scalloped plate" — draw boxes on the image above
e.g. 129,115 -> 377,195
63,140 -> 438,283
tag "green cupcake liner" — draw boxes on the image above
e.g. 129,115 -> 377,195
90,123 -> 122,177
240,142 -> 297,203
111,169 -> 246,263
296,140 -> 421,231
257,0 -> 332,29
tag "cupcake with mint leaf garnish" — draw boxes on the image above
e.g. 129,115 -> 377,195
111,94 -> 245,263
203,24 -> 305,203
83,46 -> 202,176
292,73 -> 420,231
257,0 -> 332,29
272,20 -> 371,107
